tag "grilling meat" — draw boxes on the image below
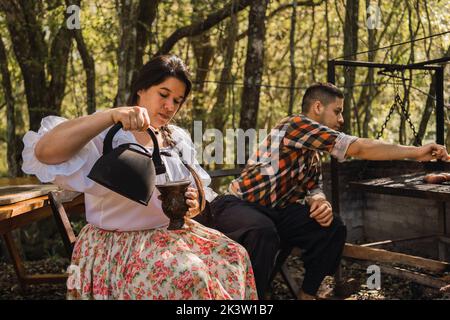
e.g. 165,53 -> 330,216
423,173 -> 450,184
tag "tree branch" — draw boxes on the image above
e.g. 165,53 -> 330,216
236,0 -> 325,41
156,0 -> 255,56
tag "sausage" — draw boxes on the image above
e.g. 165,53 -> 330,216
423,174 -> 447,184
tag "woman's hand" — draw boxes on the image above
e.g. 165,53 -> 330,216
109,106 -> 151,131
185,186 -> 201,218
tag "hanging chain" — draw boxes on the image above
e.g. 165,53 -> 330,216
373,71 -> 421,144
359,96 -> 399,180
397,93 -> 421,146
375,98 -> 398,140
374,73 -> 401,140
359,71 -> 421,180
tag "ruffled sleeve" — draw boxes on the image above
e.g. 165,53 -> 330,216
170,125 -> 218,202
21,115 -> 108,196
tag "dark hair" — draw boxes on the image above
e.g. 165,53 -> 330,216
127,54 -> 192,106
127,55 -> 192,148
301,82 -> 344,113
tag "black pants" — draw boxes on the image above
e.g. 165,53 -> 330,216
195,195 -> 347,298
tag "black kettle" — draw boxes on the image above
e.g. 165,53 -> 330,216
87,122 -> 166,205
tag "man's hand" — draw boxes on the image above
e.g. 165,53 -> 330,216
308,198 -> 334,227
346,138 -> 450,162
414,143 -> 450,162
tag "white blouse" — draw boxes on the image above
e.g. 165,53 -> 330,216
22,115 -> 217,232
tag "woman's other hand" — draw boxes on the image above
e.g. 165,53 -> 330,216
185,186 -> 200,218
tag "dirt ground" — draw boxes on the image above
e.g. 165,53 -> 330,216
0,255 -> 449,300
271,255 -> 450,300
0,257 -> 68,300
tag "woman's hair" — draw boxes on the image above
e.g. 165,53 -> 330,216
127,54 -> 192,106
127,55 -> 192,148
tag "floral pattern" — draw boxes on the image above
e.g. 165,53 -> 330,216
67,219 -> 258,300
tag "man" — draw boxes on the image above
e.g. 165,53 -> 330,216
196,82 -> 449,300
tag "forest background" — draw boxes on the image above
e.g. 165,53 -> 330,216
0,0 -> 449,178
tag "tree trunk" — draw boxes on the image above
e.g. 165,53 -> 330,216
211,9 -> 238,132
417,73 -> 436,144
401,2 -> 420,145
210,6 -> 239,191
288,1 -> 297,115
0,0 -> 73,132
48,25 -> 73,115
116,0 -> 140,106
362,0 -> 376,138
325,0 -> 330,62
73,29 -> 96,114
342,0 -> 359,135
191,35 -> 214,122
309,6 -> 317,82
0,34 -> 21,177
190,0 -> 215,125
418,46 -> 449,146
1,0 -> 47,131
239,0 -> 269,132
133,0 -> 160,81
400,3 -> 412,144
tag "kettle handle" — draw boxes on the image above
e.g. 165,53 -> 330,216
103,122 -> 166,174
119,143 -> 150,154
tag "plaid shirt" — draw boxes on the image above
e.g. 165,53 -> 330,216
229,114 -> 358,208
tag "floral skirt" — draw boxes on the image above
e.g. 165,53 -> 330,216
66,219 -> 257,300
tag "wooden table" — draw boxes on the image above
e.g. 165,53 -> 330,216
0,184 -> 84,289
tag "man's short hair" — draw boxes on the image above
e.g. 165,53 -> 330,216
301,82 -> 344,113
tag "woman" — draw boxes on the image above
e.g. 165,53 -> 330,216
22,55 -> 257,300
